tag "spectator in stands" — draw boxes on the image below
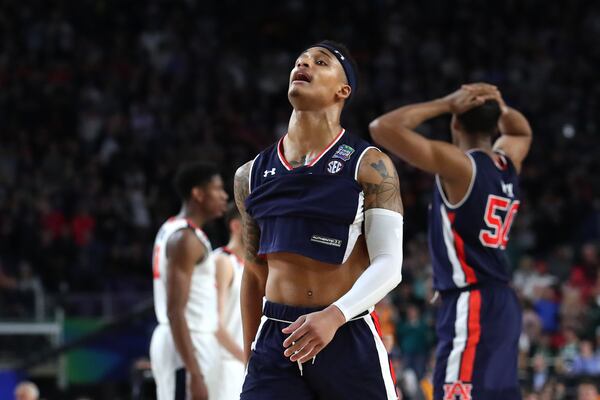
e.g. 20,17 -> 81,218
14,381 -> 39,400
556,327 -> 580,374
570,339 -> 600,377
534,285 -> 560,334
396,303 -> 431,379
577,379 -> 600,400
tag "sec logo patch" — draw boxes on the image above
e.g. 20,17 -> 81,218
327,160 -> 344,174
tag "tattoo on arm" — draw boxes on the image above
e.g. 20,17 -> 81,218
361,153 -> 404,213
234,161 -> 267,266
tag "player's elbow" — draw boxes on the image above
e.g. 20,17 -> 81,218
368,119 -> 385,144
369,118 -> 406,147
166,304 -> 185,323
383,254 -> 403,289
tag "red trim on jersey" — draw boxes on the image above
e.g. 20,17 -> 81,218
277,137 -> 294,170
167,216 -> 205,236
277,129 -> 345,170
370,311 -> 398,386
493,153 -> 508,171
152,245 -> 161,279
447,212 -> 478,284
459,290 -> 482,382
223,246 -> 245,266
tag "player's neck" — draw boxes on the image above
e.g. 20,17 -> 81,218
225,237 -> 244,260
458,136 -> 493,153
286,108 -> 342,152
178,205 -> 206,228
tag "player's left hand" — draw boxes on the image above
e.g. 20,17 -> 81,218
282,305 -> 346,363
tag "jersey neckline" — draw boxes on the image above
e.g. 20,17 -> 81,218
222,246 -> 245,266
467,148 -> 510,171
277,128 -> 346,171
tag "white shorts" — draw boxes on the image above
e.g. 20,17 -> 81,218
215,357 -> 245,400
150,324 -> 221,400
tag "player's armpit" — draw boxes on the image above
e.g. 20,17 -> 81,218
358,149 -> 404,214
234,161 -> 267,267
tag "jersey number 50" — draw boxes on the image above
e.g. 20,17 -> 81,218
479,195 -> 520,249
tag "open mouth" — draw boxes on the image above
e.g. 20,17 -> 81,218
292,71 -> 312,83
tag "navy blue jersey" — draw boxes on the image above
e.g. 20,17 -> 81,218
428,150 -> 520,291
245,129 -> 376,265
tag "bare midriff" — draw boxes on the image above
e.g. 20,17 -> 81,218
265,236 -> 370,307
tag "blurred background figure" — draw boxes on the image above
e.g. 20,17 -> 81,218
14,381 -> 39,400
213,202 -> 246,400
577,379 -> 600,400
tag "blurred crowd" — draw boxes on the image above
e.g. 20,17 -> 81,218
1,0 -> 599,398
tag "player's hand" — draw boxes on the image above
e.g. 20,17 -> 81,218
189,372 -> 209,400
462,82 -> 508,114
443,83 -> 499,114
281,305 -> 346,364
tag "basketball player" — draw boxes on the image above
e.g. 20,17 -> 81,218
369,83 -> 532,399
150,162 -> 228,400
234,41 -> 404,399
213,203 -> 245,400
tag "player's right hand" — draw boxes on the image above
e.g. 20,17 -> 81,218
462,82 -> 508,114
190,372 -> 209,400
443,83 -> 499,114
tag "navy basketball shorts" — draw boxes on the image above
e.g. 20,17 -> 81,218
241,301 -> 399,400
433,284 -> 522,400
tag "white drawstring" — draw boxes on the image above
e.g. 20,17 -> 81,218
267,313 -> 367,376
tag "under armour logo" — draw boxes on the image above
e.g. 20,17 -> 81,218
443,381 -> 472,400
501,181 -> 514,198
263,168 -> 276,177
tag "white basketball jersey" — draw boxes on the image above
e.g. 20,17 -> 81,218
152,217 -> 217,333
214,247 -> 244,358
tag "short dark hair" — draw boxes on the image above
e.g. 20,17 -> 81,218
225,201 -> 241,226
457,99 -> 501,136
308,40 -> 359,100
173,162 -> 219,201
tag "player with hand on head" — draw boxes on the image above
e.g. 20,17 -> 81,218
370,83 -> 532,399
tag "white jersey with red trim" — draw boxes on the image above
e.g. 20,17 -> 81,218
152,217 -> 217,333
213,246 -> 244,359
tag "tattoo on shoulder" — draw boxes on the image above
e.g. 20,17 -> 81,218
234,161 -> 267,266
370,160 -> 391,179
361,154 -> 403,213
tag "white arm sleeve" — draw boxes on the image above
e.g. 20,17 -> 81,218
332,208 -> 403,321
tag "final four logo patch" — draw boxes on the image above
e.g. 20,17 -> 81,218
332,144 -> 355,161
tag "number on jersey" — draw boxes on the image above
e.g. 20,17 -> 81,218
479,195 -> 520,249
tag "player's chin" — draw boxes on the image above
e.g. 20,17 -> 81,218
288,86 -> 317,109
212,208 -> 225,219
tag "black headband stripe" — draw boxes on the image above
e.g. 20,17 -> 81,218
310,42 -> 357,97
